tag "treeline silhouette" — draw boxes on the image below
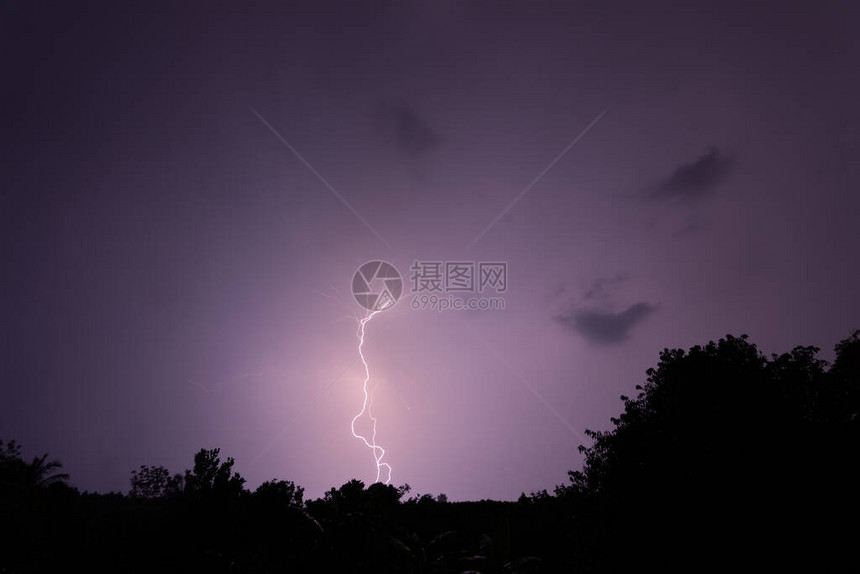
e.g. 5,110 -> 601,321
2,331 -> 858,573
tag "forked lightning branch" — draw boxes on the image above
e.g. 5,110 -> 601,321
349,261 -> 403,484
348,259 -> 506,483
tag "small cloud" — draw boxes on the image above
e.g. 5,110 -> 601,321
583,273 -> 629,302
376,102 -> 440,157
651,146 -> 734,200
555,302 -> 656,345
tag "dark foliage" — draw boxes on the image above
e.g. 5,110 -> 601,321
558,332 -> 860,570
1,331 -> 857,573
129,464 -> 183,499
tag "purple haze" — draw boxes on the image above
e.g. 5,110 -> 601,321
1,1 -> 858,501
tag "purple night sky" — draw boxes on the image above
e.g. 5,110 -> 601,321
2,1 -> 858,501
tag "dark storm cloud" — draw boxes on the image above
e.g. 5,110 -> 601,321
652,146 -> 734,200
556,303 -> 656,345
376,103 -> 440,157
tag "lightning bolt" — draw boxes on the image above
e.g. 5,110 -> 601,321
350,308 -> 393,484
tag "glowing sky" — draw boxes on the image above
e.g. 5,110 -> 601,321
2,0 -> 858,500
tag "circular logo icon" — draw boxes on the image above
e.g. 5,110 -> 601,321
352,261 -> 403,311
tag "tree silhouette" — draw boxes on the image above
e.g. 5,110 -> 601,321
0,439 -> 69,493
824,329 -> 860,422
129,464 -> 182,499
183,447 -> 245,500
0,439 -> 24,481
254,478 -> 304,507
559,333 -> 860,571
24,453 -> 69,488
